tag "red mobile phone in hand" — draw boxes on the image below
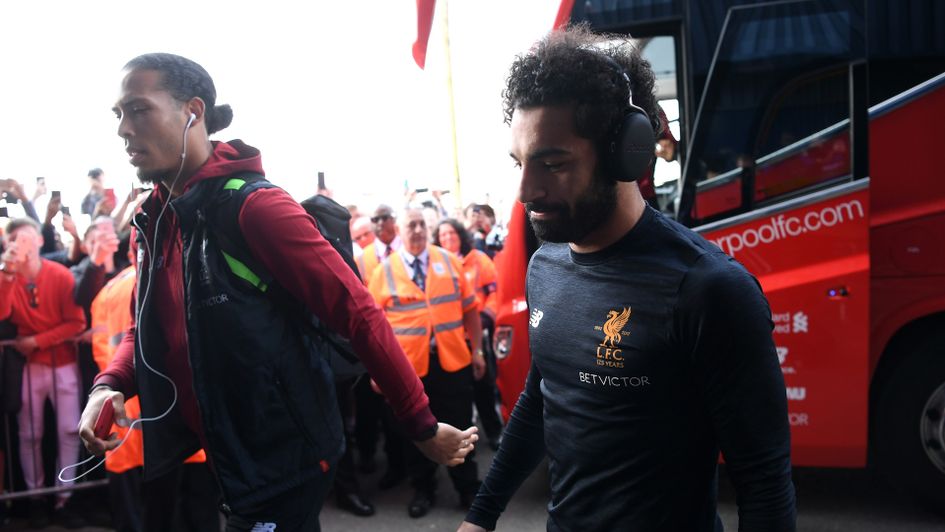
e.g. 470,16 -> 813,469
94,400 -> 115,440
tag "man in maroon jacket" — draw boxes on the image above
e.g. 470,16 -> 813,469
77,53 -> 478,532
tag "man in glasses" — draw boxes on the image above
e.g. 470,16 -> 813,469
0,217 -> 87,527
356,204 -> 401,282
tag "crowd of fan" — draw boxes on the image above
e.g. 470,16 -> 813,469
0,170 -> 505,529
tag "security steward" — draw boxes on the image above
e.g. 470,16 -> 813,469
368,208 -> 486,518
356,204 -> 401,282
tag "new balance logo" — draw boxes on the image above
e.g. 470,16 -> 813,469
529,309 -> 544,328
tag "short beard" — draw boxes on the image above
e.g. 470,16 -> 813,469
135,167 -> 172,185
526,173 -> 618,244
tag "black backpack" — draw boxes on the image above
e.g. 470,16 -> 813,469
207,173 -> 366,382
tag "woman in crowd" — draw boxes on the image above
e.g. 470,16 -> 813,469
433,219 -> 503,449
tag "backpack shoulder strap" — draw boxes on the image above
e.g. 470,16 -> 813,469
208,172 -> 276,292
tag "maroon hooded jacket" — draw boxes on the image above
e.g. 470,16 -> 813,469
95,140 -> 436,445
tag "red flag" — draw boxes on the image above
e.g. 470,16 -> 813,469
413,0 -> 437,69
554,0 -> 575,29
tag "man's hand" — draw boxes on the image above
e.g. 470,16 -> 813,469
13,336 -> 38,355
93,197 -> 116,219
457,522 -> 490,532
61,213 -> 78,239
72,326 -> 104,345
1,240 -> 24,272
33,181 -> 47,202
44,194 -> 62,224
3,179 -> 26,202
415,422 -> 479,466
78,387 -> 130,456
90,225 -> 120,267
472,352 -> 486,381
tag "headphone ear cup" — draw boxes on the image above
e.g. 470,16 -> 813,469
608,110 -> 656,182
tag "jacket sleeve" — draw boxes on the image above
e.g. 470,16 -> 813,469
93,328 -> 137,398
41,223 -> 59,254
71,258 -> 106,310
676,255 -> 796,532
465,359 -> 547,530
238,188 -> 436,440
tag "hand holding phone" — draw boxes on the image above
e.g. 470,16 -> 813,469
94,399 -> 115,440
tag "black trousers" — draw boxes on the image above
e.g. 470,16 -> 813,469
354,376 -> 405,472
473,312 -> 503,439
332,379 -> 361,496
405,351 -> 479,497
124,462 -> 222,532
224,470 -> 334,532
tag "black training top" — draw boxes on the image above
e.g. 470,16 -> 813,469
466,207 -> 796,531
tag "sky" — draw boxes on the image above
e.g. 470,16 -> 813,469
0,0 -> 562,223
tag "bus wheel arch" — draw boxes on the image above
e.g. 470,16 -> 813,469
869,312 -> 945,513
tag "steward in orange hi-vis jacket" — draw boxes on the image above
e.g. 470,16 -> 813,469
367,208 -> 485,516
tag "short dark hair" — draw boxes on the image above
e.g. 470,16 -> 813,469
478,204 -> 496,223
124,53 -> 233,135
433,218 -> 473,257
503,24 -> 661,174
5,217 -> 41,236
88,168 -> 104,179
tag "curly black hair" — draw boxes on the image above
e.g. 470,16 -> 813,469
433,218 -> 473,257
503,24 -> 661,164
124,53 -> 233,135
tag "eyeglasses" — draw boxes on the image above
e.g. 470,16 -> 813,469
25,282 -> 38,309
370,214 -> 393,224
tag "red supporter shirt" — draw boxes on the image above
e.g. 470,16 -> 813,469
0,259 -> 86,366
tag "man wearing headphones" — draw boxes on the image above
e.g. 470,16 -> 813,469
459,26 -> 796,532
75,53 -> 477,532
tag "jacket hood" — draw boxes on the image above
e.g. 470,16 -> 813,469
184,140 -> 264,190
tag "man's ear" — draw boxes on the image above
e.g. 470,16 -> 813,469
186,97 -> 207,125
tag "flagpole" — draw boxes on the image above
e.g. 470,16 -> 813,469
441,0 -> 462,212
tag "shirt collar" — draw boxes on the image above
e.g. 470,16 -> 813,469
399,247 -> 429,271
375,235 -> 402,259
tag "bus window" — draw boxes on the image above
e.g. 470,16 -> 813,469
642,36 -> 683,212
682,0 -> 866,225
752,67 -> 852,203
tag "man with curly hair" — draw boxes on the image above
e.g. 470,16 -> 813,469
459,26 -> 796,532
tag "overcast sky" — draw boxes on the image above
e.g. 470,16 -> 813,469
0,0 -> 560,221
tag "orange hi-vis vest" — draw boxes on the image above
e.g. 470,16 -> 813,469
356,243 -> 381,285
368,246 -> 477,377
90,266 -> 206,474
462,249 -> 498,319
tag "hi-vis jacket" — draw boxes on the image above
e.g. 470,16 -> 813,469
461,249 -> 498,319
90,266 -> 206,474
356,243 -> 381,285
368,246 -> 478,377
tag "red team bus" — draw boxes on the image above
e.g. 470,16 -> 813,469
492,0 -> 945,510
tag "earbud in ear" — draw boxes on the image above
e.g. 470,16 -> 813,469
186,112 -> 196,129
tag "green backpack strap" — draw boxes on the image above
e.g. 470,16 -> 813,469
210,174 -> 276,293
